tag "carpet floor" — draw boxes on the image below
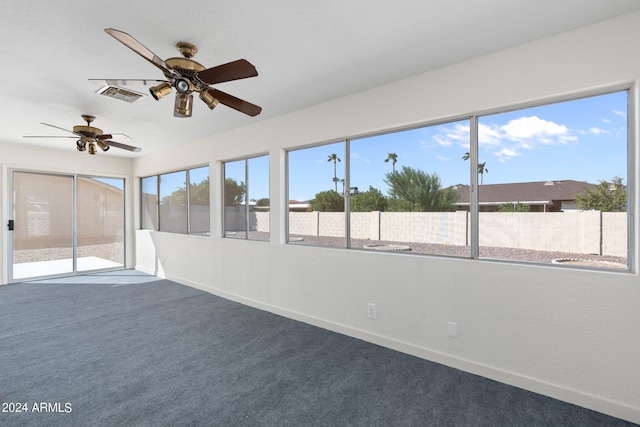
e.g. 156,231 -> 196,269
0,270 -> 636,426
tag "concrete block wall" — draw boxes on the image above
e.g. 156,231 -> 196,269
602,212 -> 628,258
276,211 -> 627,256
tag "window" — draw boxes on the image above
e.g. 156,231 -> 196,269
141,175 -> 158,230
189,166 -> 210,235
159,170 -> 187,233
287,142 -> 346,248
475,91 -> 628,269
285,89 -> 631,271
223,155 -> 269,241
349,120 -> 470,257
140,165 -> 210,235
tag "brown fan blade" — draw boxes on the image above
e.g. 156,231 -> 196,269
105,28 -> 175,79
207,89 -> 262,117
39,122 -> 78,135
102,140 -> 141,152
197,59 -> 258,85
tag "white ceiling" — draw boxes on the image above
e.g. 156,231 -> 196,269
2,0 -> 639,158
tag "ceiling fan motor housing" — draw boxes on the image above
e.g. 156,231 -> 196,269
166,57 -> 206,94
73,125 -> 103,138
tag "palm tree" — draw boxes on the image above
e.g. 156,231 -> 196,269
327,153 -> 341,191
478,162 -> 488,185
462,152 -> 488,185
384,152 -> 398,173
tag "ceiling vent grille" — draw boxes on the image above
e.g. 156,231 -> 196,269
96,85 -> 145,103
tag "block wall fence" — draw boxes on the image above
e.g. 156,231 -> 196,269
224,209 -> 627,257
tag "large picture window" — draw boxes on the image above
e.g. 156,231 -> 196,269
350,120 -> 470,257
140,165 -> 210,235
285,89 -> 631,271
223,155 -> 270,241
475,91 -> 628,268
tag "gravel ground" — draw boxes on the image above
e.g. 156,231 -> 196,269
289,235 -> 628,270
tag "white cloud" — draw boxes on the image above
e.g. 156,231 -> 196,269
501,116 -> 571,143
432,123 -> 469,147
577,126 -> 610,136
588,127 -> 609,135
432,115 -> 579,163
350,152 -> 369,163
613,110 -> 626,118
478,123 -> 503,147
494,147 -> 521,161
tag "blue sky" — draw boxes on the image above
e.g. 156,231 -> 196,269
287,90 -> 628,201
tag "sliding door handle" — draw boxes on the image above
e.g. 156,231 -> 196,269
7,220 -> 14,231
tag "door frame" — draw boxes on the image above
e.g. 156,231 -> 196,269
6,168 -> 127,283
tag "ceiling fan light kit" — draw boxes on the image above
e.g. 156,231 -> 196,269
149,82 -> 172,100
174,93 -> 193,118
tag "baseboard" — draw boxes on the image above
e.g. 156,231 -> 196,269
162,272 -> 640,425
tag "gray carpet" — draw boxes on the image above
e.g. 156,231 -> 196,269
0,270 -> 635,427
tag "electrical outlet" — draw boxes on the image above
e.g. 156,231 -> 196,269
367,303 -> 377,319
447,322 -> 458,338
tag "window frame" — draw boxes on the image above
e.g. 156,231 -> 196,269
284,83 -> 635,272
222,153 -> 270,241
139,164 -> 210,235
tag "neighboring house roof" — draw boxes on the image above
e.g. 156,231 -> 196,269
453,180 -> 596,207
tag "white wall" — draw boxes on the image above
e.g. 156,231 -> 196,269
0,142 -> 135,283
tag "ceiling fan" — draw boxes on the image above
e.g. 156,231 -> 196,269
103,28 -> 262,118
24,115 -> 141,155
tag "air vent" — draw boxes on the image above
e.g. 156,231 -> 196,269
96,85 -> 145,103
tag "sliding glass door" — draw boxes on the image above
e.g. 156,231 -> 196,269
77,177 -> 125,272
9,171 -> 125,282
10,171 -> 74,280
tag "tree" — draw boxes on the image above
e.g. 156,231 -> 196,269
498,202 -> 530,212
478,161 -> 489,185
310,190 -> 344,212
189,177 -> 209,206
224,178 -> 246,207
253,197 -> 270,211
327,153 -> 341,192
162,187 -> 186,205
462,152 -> 489,184
383,166 -> 458,212
350,186 -> 388,212
575,177 -> 627,212
384,153 -> 398,173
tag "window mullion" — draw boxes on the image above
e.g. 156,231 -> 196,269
470,116 -> 479,259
